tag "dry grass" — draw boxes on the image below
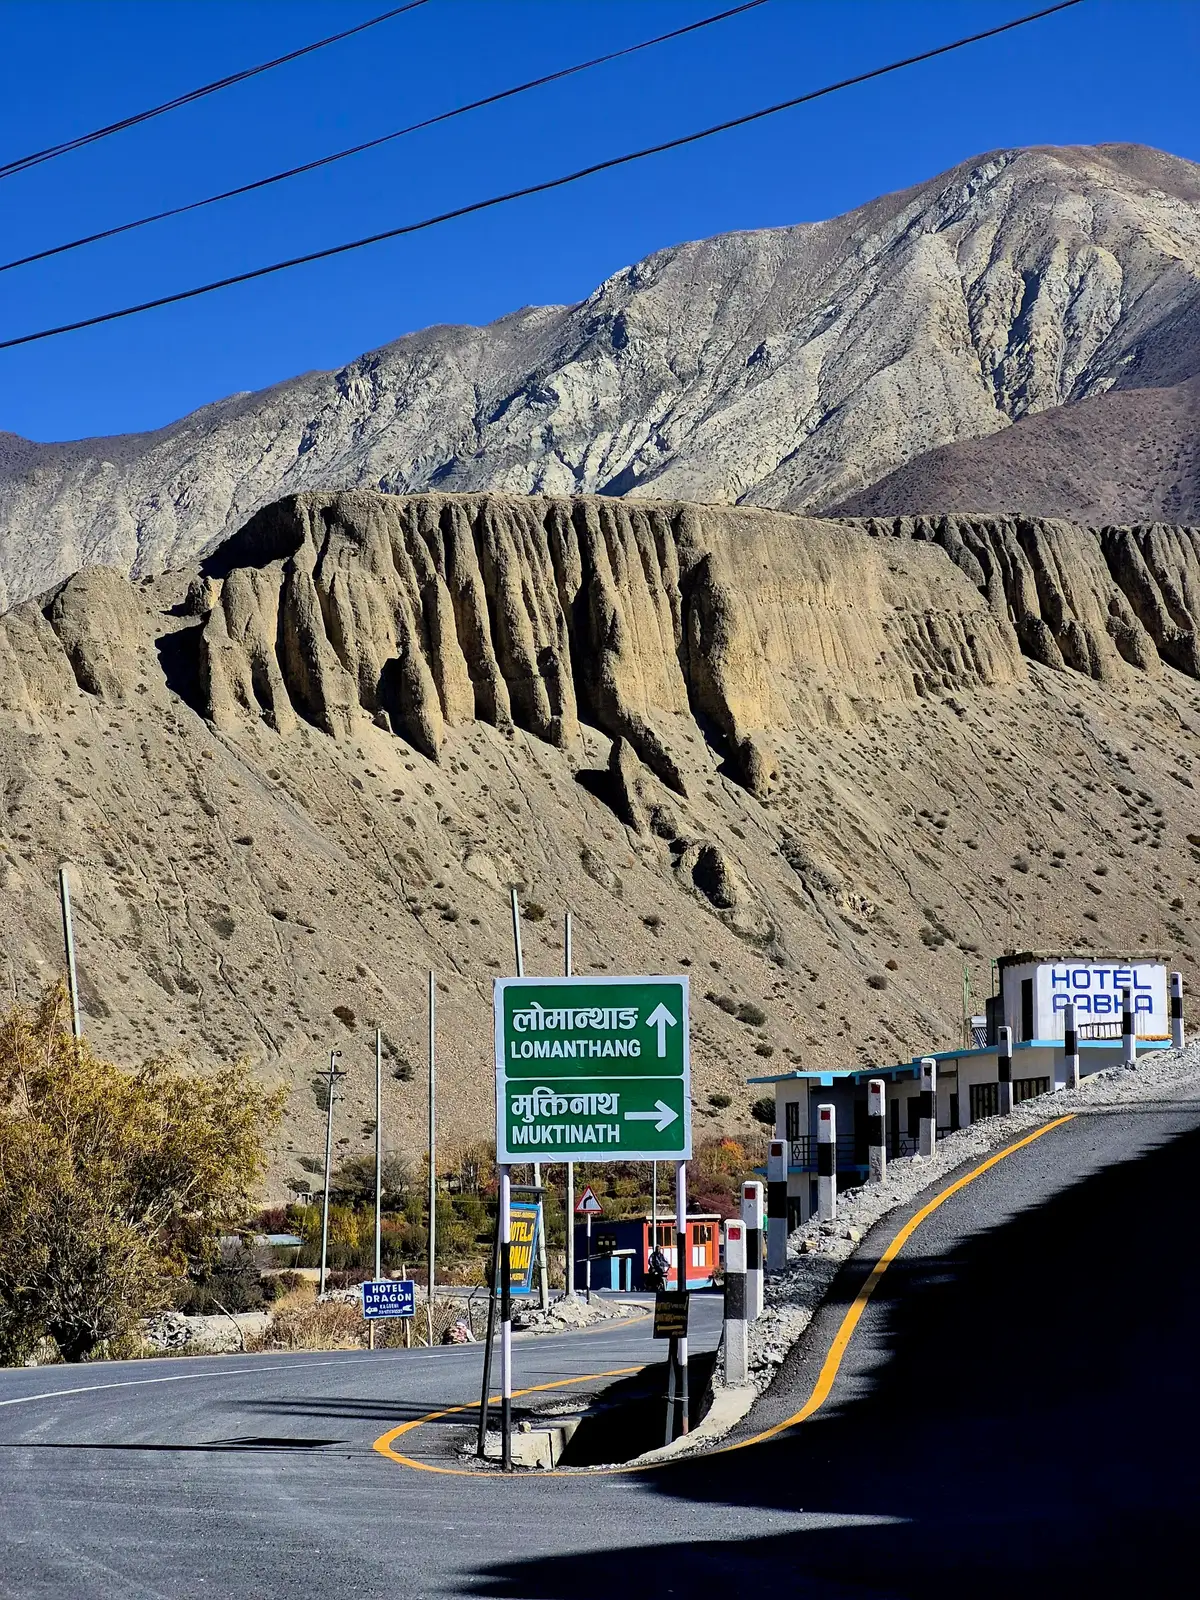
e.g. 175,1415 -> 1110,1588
247,1287 -> 482,1352
249,1300 -> 362,1352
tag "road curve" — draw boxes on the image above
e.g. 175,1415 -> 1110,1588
2,1103 -> 1198,1598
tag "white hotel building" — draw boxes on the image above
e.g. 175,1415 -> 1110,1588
750,951 -> 1177,1227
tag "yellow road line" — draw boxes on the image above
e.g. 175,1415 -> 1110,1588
727,1112 -> 1075,1449
372,1114 -> 1076,1475
373,1367 -> 645,1472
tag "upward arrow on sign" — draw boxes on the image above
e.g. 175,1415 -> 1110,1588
645,1001 -> 678,1058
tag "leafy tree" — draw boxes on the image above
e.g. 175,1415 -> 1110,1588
328,1152 -> 412,1208
0,987 -> 282,1363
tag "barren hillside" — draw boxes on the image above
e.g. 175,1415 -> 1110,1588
836,376 -> 1200,523
3,491 -> 1200,1190
2,143 -> 1200,608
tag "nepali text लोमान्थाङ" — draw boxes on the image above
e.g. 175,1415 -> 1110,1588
511,1004 -> 639,1033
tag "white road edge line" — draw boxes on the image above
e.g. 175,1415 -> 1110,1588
0,1349 -> 453,1409
0,1317 -> 661,1411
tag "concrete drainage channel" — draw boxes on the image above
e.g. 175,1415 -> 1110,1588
472,1351 -> 718,1470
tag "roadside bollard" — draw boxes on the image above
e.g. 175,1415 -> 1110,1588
741,1181 -> 763,1320
767,1139 -> 788,1270
722,1219 -> 748,1385
1063,1002 -> 1080,1090
868,1079 -> 886,1183
817,1103 -> 836,1222
997,1024 -> 1013,1116
1171,972 -> 1185,1050
1122,987 -> 1136,1066
919,1058 -> 936,1156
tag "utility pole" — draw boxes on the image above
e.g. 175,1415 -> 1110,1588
58,865 -> 82,1040
318,1049 -> 344,1299
510,889 -> 549,1310
375,1028 -> 383,1282
371,1028 -> 383,1351
427,971 -> 436,1347
564,911 -> 575,1297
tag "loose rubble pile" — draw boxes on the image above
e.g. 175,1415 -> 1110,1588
741,1041 -> 1200,1390
511,1294 -> 639,1335
140,1309 -> 270,1355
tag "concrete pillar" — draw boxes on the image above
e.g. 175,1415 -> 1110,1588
816,1103 -> 836,1221
722,1219 -> 747,1385
919,1058 -> 936,1156
1171,971 -> 1185,1050
867,1078 -> 886,1183
1063,1002 -> 1080,1090
1122,987 -> 1135,1067
740,1181 -> 763,1321
997,1024 -> 1013,1116
766,1139 -> 788,1270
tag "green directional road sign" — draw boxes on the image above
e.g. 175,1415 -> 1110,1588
494,976 -> 691,1163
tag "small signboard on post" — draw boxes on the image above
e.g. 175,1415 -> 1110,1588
362,1279 -> 416,1320
494,976 -> 691,1164
574,1187 -> 602,1214
653,1291 -> 690,1339
509,1200 -> 540,1297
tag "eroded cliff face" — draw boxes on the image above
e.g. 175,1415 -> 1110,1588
188,493 -> 1023,798
839,514 -> 1200,681
3,493 -> 1200,1181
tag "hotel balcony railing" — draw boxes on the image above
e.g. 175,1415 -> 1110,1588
788,1134 -> 920,1170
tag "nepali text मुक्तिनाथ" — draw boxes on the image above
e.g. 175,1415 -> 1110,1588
511,1087 -> 621,1122
511,1003 -> 639,1033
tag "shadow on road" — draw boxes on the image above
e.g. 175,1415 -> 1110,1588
470,1118 -> 1200,1598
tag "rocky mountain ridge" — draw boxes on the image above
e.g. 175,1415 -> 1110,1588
2,143 -> 1199,608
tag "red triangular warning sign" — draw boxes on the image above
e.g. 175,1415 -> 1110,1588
575,1186 -> 603,1214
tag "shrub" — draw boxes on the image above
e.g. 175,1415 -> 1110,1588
736,1001 -> 767,1027
707,1092 -> 732,1110
866,974 -> 888,991
329,1153 -> 412,1207
332,1005 -> 357,1029
522,903 -> 547,922
175,1238 -> 265,1315
0,986 -> 282,1363
750,1096 -> 776,1126
706,991 -> 739,1016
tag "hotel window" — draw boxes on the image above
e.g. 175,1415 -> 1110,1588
970,1082 -> 1000,1122
785,1101 -> 801,1141
1013,1077 -> 1050,1104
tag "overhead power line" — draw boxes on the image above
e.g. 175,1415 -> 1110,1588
0,0 -> 769,277
0,2 -> 430,182
0,0 -> 1085,355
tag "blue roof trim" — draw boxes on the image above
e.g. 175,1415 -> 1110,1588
747,1064 -> 918,1086
750,1038 -> 1172,1089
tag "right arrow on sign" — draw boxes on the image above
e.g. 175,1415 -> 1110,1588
624,1099 -> 679,1132
644,1002 -> 678,1058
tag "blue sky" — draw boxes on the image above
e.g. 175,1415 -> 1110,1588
0,0 -> 1196,442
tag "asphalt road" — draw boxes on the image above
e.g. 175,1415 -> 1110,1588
3,1103 -> 1198,1598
